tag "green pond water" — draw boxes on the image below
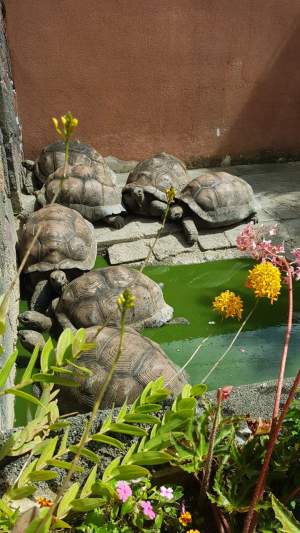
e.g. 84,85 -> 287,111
16,257 -> 300,426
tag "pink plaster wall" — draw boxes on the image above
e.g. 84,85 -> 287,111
5,0 -> 300,162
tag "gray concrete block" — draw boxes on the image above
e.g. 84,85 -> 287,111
108,240 -> 149,265
153,234 -> 196,261
94,220 -> 142,250
198,230 -> 230,250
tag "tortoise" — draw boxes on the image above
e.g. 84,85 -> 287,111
23,140 -> 116,186
18,326 -> 188,410
122,152 -> 189,221
53,266 -> 174,331
173,171 -> 257,243
35,163 -> 125,228
18,204 -> 97,312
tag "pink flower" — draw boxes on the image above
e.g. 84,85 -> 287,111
217,386 -> 233,402
116,480 -> 132,502
160,486 -> 173,500
140,500 -> 156,520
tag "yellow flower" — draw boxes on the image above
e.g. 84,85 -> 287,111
212,290 -> 243,320
117,288 -> 135,310
187,530 -> 201,533
165,186 -> 177,204
36,496 -> 53,507
246,262 -> 281,304
179,511 -> 192,526
52,111 -> 78,141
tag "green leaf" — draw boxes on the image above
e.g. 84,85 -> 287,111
121,496 -> 134,516
72,328 -> 86,357
24,508 -> 52,532
51,518 -> 72,529
71,497 -> 104,512
56,328 -> 73,366
102,457 -> 121,482
56,481 -> 80,519
69,445 -> 101,464
116,400 -> 128,423
49,366 -> 73,374
108,465 -> 150,481
58,426 -> 69,455
8,485 -> 37,499
91,434 -> 124,449
48,421 -> 70,431
190,383 -> 207,397
124,414 -> 160,425
46,459 -> 83,472
5,389 -> 43,406
108,423 -> 147,437
40,337 -> 54,373
36,436 -> 58,469
92,480 -> 115,498
128,451 -> 173,465
81,465 -> 98,498
0,351 -> 18,387
271,493 -> 300,532
0,293 -> 9,335
28,470 -> 58,481
134,403 -> 161,413
65,360 -> 93,376
32,373 -> 80,387
21,345 -> 40,383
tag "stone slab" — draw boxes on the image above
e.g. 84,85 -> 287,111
108,240 -> 149,265
153,234 -> 196,261
198,230 -> 230,251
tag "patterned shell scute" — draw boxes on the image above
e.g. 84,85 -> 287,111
124,152 -> 189,201
55,266 -> 173,329
20,204 -> 97,273
61,326 -> 187,409
180,171 -> 256,226
44,164 -> 123,217
34,140 -> 115,184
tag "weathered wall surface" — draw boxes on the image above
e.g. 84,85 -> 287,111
4,0 -> 300,163
0,2 -> 22,431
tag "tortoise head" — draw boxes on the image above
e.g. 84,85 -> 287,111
50,270 -> 68,293
18,310 -> 52,332
169,204 -> 183,220
18,329 -> 45,353
132,187 -> 144,207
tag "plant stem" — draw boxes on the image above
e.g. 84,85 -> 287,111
139,203 -> 170,274
242,370 -> 300,533
272,260 -> 293,419
36,305 -> 128,531
201,391 -> 222,494
201,301 -> 258,384
63,140 -> 69,179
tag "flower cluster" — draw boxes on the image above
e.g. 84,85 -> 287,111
117,288 -> 136,311
35,496 -> 53,508
212,290 -> 243,320
165,186 -> 177,204
246,262 -> 281,304
116,480 -> 132,502
52,111 -> 78,142
179,510 -> 192,526
236,222 -> 300,281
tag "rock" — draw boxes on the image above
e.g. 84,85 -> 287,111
104,155 -> 139,174
198,230 -> 230,251
108,240 -> 149,265
153,234 -> 196,261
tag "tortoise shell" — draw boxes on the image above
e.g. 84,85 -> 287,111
179,171 -> 256,227
123,152 -> 188,203
34,140 -> 115,185
43,164 -> 124,219
19,204 -> 97,273
58,325 -> 187,410
55,266 -> 173,329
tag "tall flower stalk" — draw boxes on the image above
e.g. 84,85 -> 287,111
36,289 -> 135,532
139,186 -> 177,273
